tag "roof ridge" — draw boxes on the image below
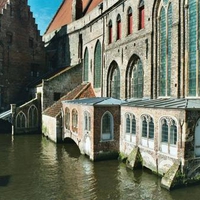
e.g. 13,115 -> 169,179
73,82 -> 91,99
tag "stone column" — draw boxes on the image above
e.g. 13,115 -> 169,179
11,104 -> 16,135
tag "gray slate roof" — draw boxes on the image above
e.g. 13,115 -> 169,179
123,98 -> 200,109
62,97 -> 126,106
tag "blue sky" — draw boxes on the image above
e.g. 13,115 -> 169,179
28,0 -> 63,35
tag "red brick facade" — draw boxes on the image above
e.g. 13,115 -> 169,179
0,0 -> 46,111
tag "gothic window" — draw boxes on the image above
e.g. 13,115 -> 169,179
125,113 -> 136,143
141,115 -> 154,139
16,112 -> 26,128
160,117 -> 178,155
101,112 -> 113,141
107,61 -> 120,99
84,111 -> 91,131
188,0 -> 200,96
117,14 -> 121,40
158,1 -> 172,97
94,40 -> 102,88
72,109 -> 78,129
142,117 -> 147,137
127,7 -> 133,35
126,114 -> 131,133
84,47 -> 89,82
125,113 -> 136,137
141,115 -> 154,148
65,107 -> 70,130
126,55 -> 143,99
108,20 -> 113,44
138,0 -> 145,30
28,105 -> 38,128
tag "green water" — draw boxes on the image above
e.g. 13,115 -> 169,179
0,134 -> 199,200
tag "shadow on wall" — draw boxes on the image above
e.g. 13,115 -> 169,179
45,25 -> 71,70
0,119 -> 12,134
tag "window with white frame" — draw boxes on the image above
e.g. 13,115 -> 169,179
101,112 -> 113,141
141,115 -> 154,148
125,113 -> 136,143
160,117 -> 177,156
72,109 -> 78,130
65,107 -> 70,130
84,111 -> 91,132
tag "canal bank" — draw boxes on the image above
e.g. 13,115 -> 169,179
1,133 -> 200,200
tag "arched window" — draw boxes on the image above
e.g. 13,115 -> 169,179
65,107 -> 70,129
28,105 -> 38,128
101,112 -> 113,141
138,0 -> 144,30
126,55 -> 143,99
158,1 -> 172,97
84,47 -> 89,82
188,0 -> 200,96
127,7 -> 133,35
94,41 -> 102,88
125,113 -> 136,143
141,115 -> 154,148
160,117 -> 178,156
16,112 -> 26,128
84,111 -> 91,131
72,109 -> 78,131
107,61 -> 120,99
116,14 -> 121,40
142,117 -> 147,137
108,20 -> 112,44
126,114 -> 131,133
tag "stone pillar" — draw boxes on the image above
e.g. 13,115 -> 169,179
11,104 -> 16,135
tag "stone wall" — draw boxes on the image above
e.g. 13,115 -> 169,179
41,64 -> 82,111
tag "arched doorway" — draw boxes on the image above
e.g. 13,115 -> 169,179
195,119 -> 200,156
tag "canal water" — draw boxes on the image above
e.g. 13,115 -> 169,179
0,134 -> 200,200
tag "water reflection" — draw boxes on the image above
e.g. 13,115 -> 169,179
0,134 -> 200,200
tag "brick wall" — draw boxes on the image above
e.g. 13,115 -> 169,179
0,0 -> 46,110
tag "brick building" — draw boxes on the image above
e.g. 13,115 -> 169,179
41,0 -> 200,189
0,0 -> 46,112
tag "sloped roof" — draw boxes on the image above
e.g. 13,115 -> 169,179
43,82 -> 96,117
84,0 -> 103,14
63,97 -> 126,106
45,0 -> 73,34
45,0 -> 103,34
122,98 -> 200,109
0,0 -> 9,13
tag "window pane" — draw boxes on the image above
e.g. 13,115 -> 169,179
84,48 -> 89,81
94,41 -> 101,88
102,114 -> 111,133
149,119 -> 154,139
170,124 -> 177,145
162,120 -> 168,142
132,117 -> 136,135
126,115 -> 130,133
142,118 -> 147,137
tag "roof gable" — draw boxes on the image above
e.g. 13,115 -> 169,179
43,82 -> 96,117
